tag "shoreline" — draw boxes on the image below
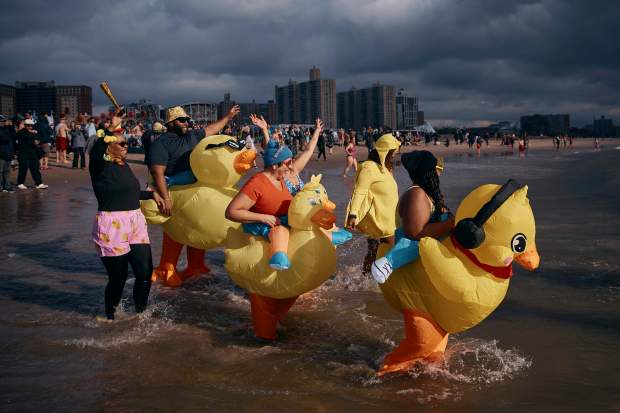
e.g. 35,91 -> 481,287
7,136 -> 619,189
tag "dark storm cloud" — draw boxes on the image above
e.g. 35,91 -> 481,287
1,0 -> 618,125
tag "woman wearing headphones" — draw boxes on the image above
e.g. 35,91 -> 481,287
371,150 -> 454,283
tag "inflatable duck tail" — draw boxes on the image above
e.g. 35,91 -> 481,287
249,294 -> 298,340
378,309 -> 448,376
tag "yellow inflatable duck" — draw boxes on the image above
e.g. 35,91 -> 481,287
224,175 -> 338,340
377,179 -> 540,375
345,134 -> 401,239
141,135 -> 256,287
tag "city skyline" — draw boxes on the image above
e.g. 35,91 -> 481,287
1,1 -> 618,127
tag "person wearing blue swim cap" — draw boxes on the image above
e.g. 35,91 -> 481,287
226,138 -> 296,270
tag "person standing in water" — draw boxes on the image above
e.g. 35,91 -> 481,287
345,134 -> 401,275
371,151 -> 453,283
89,112 -> 164,320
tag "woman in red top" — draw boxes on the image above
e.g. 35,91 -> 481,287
226,140 -> 294,270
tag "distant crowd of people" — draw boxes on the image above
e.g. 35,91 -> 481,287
0,107 -> 608,195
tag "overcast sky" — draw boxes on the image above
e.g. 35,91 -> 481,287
1,0 -> 618,126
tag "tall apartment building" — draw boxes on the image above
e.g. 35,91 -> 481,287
275,68 -> 337,128
337,83 -> 396,130
395,88 -> 418,129
417,111 -> 424,126
217,94 -> 276,125
14,81 -> 92,118
218,93 -> 234,122
0,84 -> 16,118
592,116 -> 614,137
56,85 -> 92,118
520,114 -> 570,136
239,99 -> 276,125
15,81 -> 56,115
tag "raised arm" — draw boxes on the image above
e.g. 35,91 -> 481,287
292,118 -> 323,173
204,105 -> 240,136
250,114 -> 270,148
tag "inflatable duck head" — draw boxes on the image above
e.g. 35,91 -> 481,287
374,134 -> 401,170
288,174 -> 336,231
453,179 -> 539,272
189,134 -> 257,187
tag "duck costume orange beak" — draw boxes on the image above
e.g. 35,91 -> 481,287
311,199 -> 337,229
234,149 -> 257,174
515,244 -> 540,270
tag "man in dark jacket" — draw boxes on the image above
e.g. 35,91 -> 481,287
16,119 -> 47,189
0,115 -> 15,192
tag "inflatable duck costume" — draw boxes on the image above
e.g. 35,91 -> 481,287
377,179 -> 540,375
141,135 -> 256,286
224,175 -> 339,340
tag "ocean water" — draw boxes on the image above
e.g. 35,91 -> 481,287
0,145 -> 618,412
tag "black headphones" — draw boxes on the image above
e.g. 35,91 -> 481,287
453,179 -> 524,249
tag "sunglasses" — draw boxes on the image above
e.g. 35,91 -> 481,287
114,141 -> 128,148
205,138 -> 245,151
176,117 -> 190,123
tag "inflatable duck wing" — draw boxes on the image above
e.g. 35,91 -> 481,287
378,179 -> 540,375
224,175 -> 338,340
141,135 -> 256,287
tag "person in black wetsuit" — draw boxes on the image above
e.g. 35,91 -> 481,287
89,114 -> 164,320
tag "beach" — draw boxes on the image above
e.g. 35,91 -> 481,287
1,138 -> 619,412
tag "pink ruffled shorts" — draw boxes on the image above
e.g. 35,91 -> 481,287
92,209 -> 150,257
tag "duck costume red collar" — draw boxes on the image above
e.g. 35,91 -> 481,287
450,233 -> 513,279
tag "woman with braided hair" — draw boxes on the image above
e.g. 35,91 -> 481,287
371,150 -> 454,283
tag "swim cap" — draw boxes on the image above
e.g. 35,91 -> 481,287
263,140 -> 293,167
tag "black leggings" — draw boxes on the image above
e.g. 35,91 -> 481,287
100,244 -> 153,319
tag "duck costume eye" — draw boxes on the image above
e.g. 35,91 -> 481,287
511,233 -> 527,253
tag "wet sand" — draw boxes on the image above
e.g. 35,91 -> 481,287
1,137 -> 619,412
